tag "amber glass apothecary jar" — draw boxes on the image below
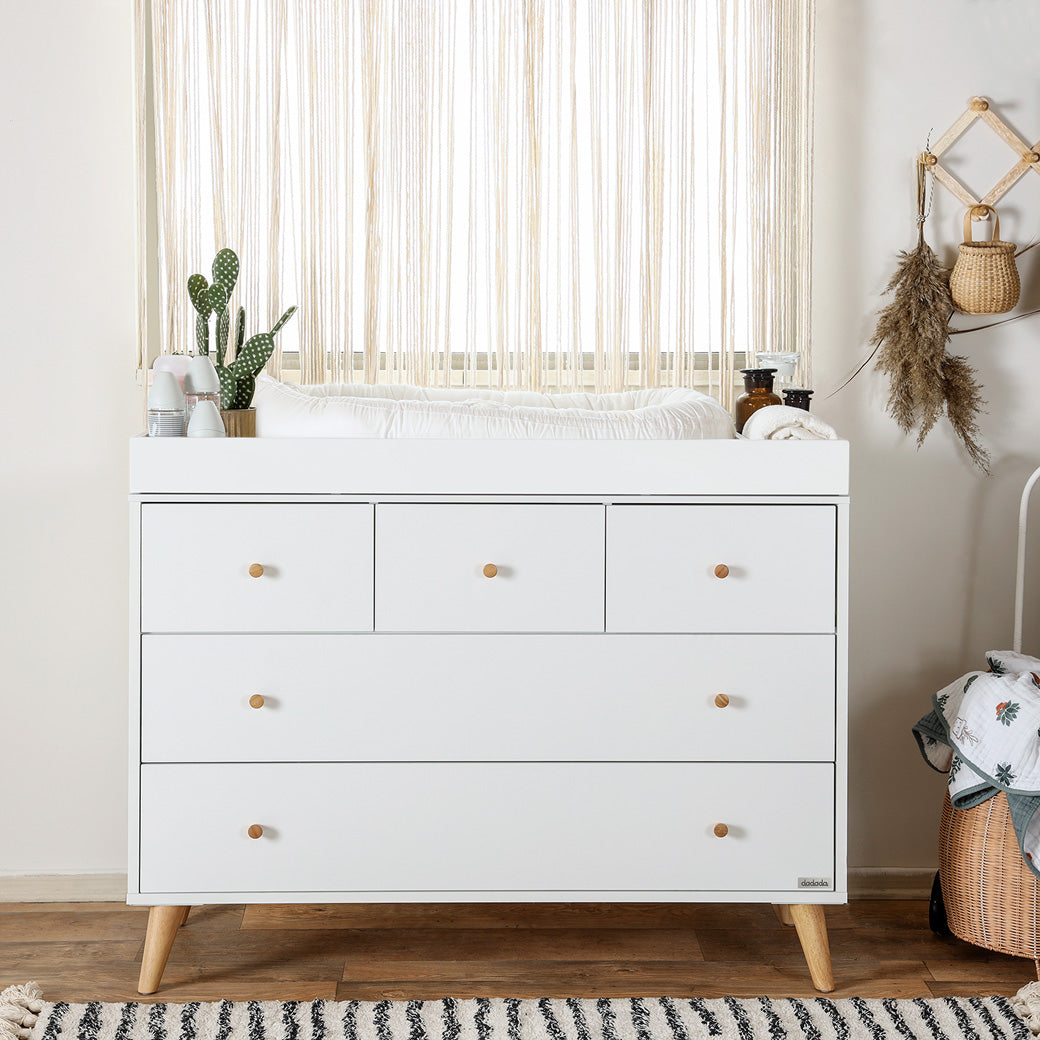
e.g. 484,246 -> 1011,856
782,388 -> 814,412
734,368 -> 781,433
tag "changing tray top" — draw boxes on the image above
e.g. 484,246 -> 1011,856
130,437 -> 849,497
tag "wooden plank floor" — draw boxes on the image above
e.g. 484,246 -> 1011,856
0,900 -> 1035,1003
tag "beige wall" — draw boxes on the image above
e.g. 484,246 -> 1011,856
4,0 -> 1040,887
813,0 -> 1040,869
0,0 -> 141,878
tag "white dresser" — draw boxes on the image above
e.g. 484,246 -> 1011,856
129,438 -> 849,994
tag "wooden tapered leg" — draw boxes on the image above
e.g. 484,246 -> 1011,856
177,906 -> 191,927
788,903 -> 834,992
773,904 -> 795,927
138,905 -> 190,994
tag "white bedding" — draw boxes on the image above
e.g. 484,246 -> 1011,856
253,376 -> 736,439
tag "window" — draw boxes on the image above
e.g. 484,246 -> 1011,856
140,0 -> 814,405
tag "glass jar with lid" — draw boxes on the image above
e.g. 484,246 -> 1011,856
734,368 -> 781,433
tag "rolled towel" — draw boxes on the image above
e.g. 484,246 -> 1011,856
741,404 -> 838,441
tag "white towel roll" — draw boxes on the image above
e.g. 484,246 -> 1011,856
741,405 -> 838,441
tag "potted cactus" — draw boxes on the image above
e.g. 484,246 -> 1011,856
187,248 -> 296,436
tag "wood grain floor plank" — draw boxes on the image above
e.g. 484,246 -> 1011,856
0,902 -> 137,914
695,924 -> 968,964
0,911 -> 155,943
924,957 -> 1038,983
335,971 -> 936,1000
340,961 -> 792,999
927,980 -> 1033,998
1,899 -> 1024,1002
0,941 -> 142,973
0,906 -> 242,944
242,904 -> 708,931
1,974 -> 338,1003
337,927 -> 703,969
164,931 -> 358,980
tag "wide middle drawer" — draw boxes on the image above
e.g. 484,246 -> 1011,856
140,633 -> 835,762
375,504 -> 605,632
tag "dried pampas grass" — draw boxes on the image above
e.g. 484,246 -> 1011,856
870,154 -> 989,472
872,236 -> 989,471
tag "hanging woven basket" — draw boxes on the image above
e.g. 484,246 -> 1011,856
949,204 -> 1020,314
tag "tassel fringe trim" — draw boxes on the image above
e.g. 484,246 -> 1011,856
0,984 -> 43,1040
1014,982 -> 1040,1034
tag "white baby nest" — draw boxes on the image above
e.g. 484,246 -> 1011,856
253,376 -> 736,439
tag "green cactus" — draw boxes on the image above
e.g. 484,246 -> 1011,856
229,374 -> 255,410
271,305 -> 297,336
187,249 -> 296,410
233,332 -> 276,378
187,273 -> 209,312
216,308 -> 230,367
211,249 -> 239,367
211,248 -> 239,296
186,276 -> 229,357
187,273 -> 212,355
215,364 -> 238,410
205,282 -> 228,318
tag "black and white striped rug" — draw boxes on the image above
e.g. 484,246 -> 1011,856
13,995 -> 1040,1040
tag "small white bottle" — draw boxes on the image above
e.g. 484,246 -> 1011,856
187,399 -> 227,438
183,355 -> 222,423
147,370 -> 186,437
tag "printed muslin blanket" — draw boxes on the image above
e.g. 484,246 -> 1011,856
913,649 -> 1040,876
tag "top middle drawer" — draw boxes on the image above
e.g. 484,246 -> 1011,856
376,504 -> 605,632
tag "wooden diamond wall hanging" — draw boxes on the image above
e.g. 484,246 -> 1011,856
923,96 -> 1040,222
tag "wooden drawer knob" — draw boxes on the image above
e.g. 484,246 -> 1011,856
483,563 -> 498,578
714,564 -> 729,579
714,693 -> 730,709
713,823 -> 729,838
248,694 -> 265,709
248,563 -> 264,578
247,824 -> 264,839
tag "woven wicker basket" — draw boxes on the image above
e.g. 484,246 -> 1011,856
949,205 -> 1020,315
939,790 -> 1040,970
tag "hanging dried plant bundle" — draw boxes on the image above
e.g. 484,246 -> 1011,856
872,239 -> 951,436
943,353 -> 989,471
871,237 -> 989,471
870,157 -> 989,471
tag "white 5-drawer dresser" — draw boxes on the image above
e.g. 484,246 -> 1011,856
129,437 -> 849,994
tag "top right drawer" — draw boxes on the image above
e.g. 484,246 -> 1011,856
606,505 -> 836,633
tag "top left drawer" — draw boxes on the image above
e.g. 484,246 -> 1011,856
140,504 -> 374,633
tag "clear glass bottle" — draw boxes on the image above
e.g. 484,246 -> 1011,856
755,352 -> 801,390
734,368 -> 781,433
183,355 -> 222,423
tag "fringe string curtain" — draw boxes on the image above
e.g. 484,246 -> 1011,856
145,0 -> 815,406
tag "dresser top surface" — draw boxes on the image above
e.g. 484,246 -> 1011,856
129,437 -> 849,497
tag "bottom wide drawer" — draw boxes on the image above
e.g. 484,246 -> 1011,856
139,763 -> 834,895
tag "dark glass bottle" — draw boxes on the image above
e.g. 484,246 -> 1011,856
734,368 -> 781,433
782,388 -> 814,412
